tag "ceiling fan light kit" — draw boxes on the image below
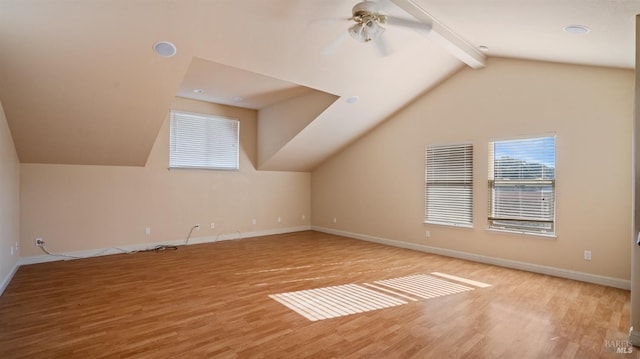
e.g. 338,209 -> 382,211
348,1 -> 388,42
323,0 -> 433,56
348,21 -> 385,42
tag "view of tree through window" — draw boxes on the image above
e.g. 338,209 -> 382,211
488,136 -> 556,234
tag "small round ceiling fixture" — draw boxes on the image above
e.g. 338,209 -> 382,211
192,89 -> 204,94
563,25 -> 590,34
346,96 -> 359,104
153,41 -> 177,57
479,45 -> 489,52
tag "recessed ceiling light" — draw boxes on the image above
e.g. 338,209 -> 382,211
232,97 -> 243,102
193,89 -> 204,94
153,41 -> 177,57
346,96 -> 359,104
479,45 -> 489,52
563,25 -> 590,34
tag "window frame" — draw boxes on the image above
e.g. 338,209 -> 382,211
487,135 -> 556,236
169,110 -> 240,171
424,143 -> 474,228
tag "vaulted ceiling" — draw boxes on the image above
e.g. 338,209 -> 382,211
0,0 -> 638,171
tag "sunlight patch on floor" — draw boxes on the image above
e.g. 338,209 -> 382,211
270,273 -> 491,321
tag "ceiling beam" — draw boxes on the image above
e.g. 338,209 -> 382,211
390,0 -> 486,69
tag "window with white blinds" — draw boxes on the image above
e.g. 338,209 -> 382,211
425,144 -> 473,227
488,136 -> 555,235
169,111 -> 239,170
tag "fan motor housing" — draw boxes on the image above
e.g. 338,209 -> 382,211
352,1 -> 378,18
351,1 -> 385,24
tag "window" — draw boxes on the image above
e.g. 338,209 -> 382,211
488,136 -> 555,235
425,144 -> 473,227
169,111 -> 239,170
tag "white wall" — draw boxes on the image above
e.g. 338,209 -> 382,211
312,58 -> 634,282
0,99 -> 20,294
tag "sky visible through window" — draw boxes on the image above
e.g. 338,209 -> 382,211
494,137 -> 555,168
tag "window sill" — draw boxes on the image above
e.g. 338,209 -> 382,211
485,228 -> 557,239
168,166 -> 239,171
425,221 -> 473,229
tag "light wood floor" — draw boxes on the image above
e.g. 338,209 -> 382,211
0,231 -> 634,358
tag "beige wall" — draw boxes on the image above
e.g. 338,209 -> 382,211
312,57 -> 634,280
20,97 -> 310,257
258,91 -> 338,169
0,99 -> 20,286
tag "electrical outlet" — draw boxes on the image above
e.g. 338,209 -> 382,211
333,217 -> 337,224
252,218 -> 257,225
584,250 -> 592,261
195,224 -> 200,230
277,217 -> 282,223
10,246 -> 14,256
15,241 -> 19,251
425,230 -> 431,238
302,215 -> 306,221
145,227 -> 151,235
210,222 -> 215,230
35,238 -> 44,247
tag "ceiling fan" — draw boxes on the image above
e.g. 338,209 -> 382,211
320,0 -> 486,68
324,0 -> 432,56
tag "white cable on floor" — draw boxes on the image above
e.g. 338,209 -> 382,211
184,225 -> 198,245
38,243 -> 138,259
36,225 -> 243,259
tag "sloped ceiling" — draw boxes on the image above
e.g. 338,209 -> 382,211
176,57 -> 321,110
0,0 -> 638,170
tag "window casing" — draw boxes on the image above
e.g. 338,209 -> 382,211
425,144 -> 473,227
488,136 -> 556,235
169,111 -> 239,170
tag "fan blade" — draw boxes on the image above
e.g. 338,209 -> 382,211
322,31 -> 350,56
385,16 -> 432,34
373,35 -> 392,57
376,0 -> 398,12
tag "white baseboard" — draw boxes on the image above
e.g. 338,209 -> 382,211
18,226 -> 311,266
312,226 -> 631,290
0,262 -> 20,296
186,226 -> 311,246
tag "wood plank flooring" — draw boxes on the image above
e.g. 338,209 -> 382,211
0,231 -> 635,358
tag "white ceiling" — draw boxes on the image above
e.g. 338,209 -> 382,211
0,0 -> 637,170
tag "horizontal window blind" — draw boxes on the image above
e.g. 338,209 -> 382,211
488,136 -> 555,234
425,144 -> 473,227
169,111 -> 239,170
